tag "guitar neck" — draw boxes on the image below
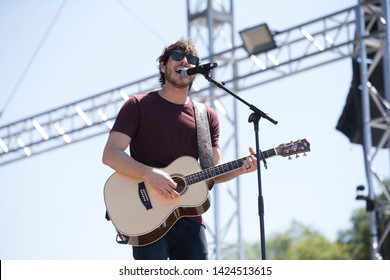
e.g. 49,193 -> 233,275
185,147 -> 277,185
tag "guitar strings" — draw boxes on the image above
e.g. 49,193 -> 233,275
172,158 -> 246,186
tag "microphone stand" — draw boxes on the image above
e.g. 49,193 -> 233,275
199,69 -> 277,260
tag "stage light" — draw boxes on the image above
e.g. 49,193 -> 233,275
300,28 -> 324,51
75,105 -> 92,126
17,137 -> 31,156
213,100 -> 227,116
119,89 -> 129,101
32,119 -> 49,140
250,55 -> 266,70
0,138 -> 9,153
239,23 -> 276,55
54,123 -> 72,143
97,109 -> 113,129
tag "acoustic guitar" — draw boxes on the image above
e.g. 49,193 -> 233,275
104,139 -> 310,246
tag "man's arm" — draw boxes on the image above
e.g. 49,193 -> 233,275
102,131 -> 179,198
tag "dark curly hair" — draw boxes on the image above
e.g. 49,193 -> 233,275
157,39 -> 199,87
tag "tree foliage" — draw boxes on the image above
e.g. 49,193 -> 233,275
245,220 -> 350,260
244,200 -> 390,260
337,202 -> 390,259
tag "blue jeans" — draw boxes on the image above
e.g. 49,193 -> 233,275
132,218 -> 208,260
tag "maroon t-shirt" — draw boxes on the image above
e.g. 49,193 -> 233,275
111,90 -> 220,224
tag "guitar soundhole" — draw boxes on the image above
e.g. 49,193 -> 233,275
171,175 -> 187,195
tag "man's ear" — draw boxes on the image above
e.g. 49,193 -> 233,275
160,62 -> 166,73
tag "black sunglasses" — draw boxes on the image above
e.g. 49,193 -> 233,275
171,50 -> 199,65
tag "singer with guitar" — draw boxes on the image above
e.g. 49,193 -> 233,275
102,39 -> 257,260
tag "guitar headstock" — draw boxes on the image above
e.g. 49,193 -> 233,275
276,139 -> 311,158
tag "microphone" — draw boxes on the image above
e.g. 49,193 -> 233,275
179,62 -> 218,77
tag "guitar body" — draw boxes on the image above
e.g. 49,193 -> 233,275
104,156 -> 210,246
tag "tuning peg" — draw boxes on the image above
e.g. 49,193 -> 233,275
303,153 -> 307,156
288,156 -> 292,160
296,154 -> 300,158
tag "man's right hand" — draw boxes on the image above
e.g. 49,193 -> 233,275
146,168 -> 180,199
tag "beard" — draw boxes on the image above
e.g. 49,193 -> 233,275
165,68 -> 194,89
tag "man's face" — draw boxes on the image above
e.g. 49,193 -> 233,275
162,50 -> 198,89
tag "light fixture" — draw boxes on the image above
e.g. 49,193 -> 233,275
239,23 -> 276,55
54,122 -> 72,143
97,109 -> 113,129
0,138 -> 9,153
119,89 -> 129,101
16,137 -> 31,156
75,105 -> 92,126
32,119 -> 49,140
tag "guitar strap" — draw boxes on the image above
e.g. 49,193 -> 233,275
192,101 -> 215,189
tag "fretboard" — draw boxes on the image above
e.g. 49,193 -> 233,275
185,147 -> 277,185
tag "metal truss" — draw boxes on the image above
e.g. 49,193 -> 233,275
0,76 -> 161,165
186,0 -> 243,260
0,0 -> 389,259
354,0 -> 390,259
0,4 -> 362,166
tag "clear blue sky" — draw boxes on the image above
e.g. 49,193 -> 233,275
1,0 -> 387,259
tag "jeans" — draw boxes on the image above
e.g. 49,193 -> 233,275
132,218 -> 208,260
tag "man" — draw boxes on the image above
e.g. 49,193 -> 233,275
102,39 -> 257,259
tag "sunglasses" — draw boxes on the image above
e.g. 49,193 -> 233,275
171,50 -> 200,65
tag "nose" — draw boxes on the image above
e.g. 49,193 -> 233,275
179,56 -> 189,65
